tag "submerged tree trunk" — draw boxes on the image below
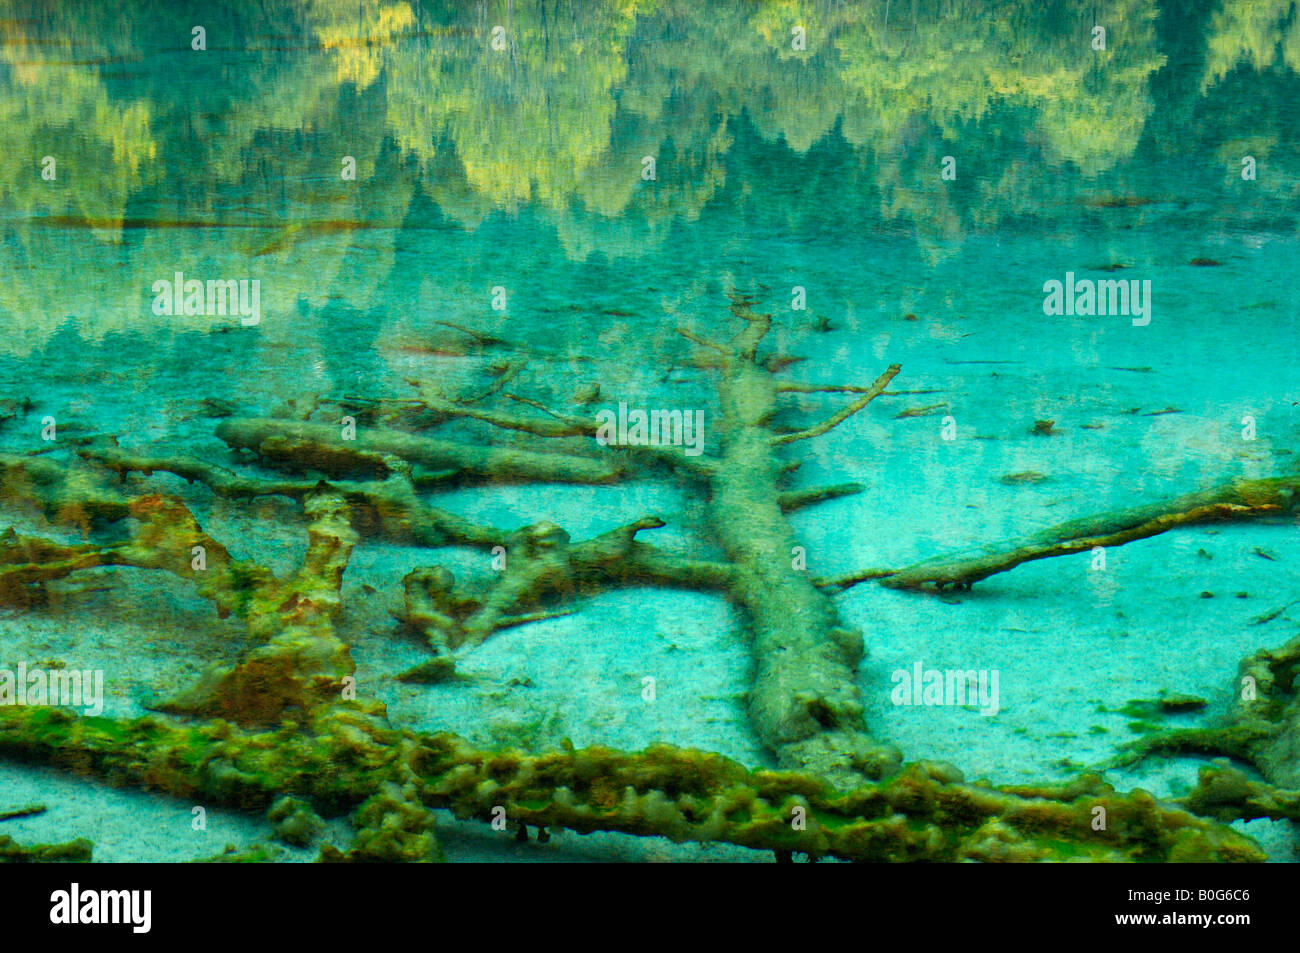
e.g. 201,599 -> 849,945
708,348 -> 899,785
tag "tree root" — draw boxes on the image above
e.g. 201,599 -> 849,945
1109,634 -> 1300,825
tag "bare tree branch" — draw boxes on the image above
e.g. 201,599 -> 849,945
772,364 -> 902,446
778,482 -> 864,513
878,477 -> 1299,590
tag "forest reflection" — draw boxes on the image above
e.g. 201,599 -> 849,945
0,0 -> 1297,350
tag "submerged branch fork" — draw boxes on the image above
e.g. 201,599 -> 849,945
771,363 -> 902,446
401,514 -> 734,657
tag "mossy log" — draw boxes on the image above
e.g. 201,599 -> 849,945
0,833 -> 93,862
0,705 -> 1263,863
690,302 -> 902,785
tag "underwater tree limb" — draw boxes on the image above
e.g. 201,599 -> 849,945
422,739 -> 1265,862
777,482 -> 864,513
0,531 -> 119,607
1096,625 -> 1300,831
0,833 -> 93,862
0,470 -> 362,725
410,392 -> 718,479
0,491 -> 277,620
71,439 -> 725,678
675,306 -> 902,786
0,453 -> 132,529
1113,634 -> 1300,813
771,364 -> 901,446
814,567 -> 901,593
776,382 -> 891,395
0,803 -> 46,822
76,443 -> 506,548
407,394 -> 586,439
675,327 -> 728,357
215,417 -> 625,485
398,516 -> 734,657
0,706 -> 1264,863
725,293 -> 772,362
877,477 -> 1299,590
152,489 -> 364,725
1179,764 -> 1300,825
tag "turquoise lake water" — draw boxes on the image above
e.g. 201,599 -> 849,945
0,0 -> 1297,862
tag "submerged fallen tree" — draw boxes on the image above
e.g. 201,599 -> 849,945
0,293 -> 1294,861
86,294 -> 904,788
0,703 -> 1264,863
0,446 -> 1264,862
